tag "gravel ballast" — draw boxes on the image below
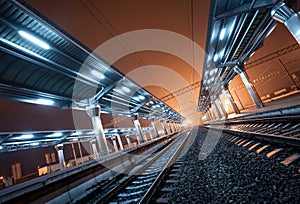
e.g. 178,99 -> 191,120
162,127 -> 300,203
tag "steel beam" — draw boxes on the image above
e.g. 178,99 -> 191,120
234,66 -> 263,108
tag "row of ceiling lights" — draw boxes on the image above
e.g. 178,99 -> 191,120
15,30 -> 150,108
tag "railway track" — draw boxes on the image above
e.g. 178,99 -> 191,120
85,129 -> 192,204
205,115 -> 300,149
149,126 -> 300,203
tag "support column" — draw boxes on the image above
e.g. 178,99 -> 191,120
151,118 -> 159,138
78,142 -> 83,164
209,108 -> 215,120
90,139 -> 99,159
131,114 -> 144,144
271,2 -> 300,44
149,132 -> 153,140
55,144 -> 65,170
206,111 -> 212,121
234,66 -> 263,108
111,136 -> 118,152
223,86 -> 240,114
173,122 -> 178,132
160,119 -> 168,135
175,123 -> 179,131
167,121 -> 173,134
116,134 -> 124,151
125,135 -> 132,148
212,102 -> 222,119
71,143 -> 78,165
216,98 -> 228,118
87,104 -> 109,156
171,122 -> 176,132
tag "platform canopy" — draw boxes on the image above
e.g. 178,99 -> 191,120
0,0 -> 187,152
198,0 -> 298,112
0,0 -> 184,122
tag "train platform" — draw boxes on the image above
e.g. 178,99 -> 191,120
228,91 -> 300,120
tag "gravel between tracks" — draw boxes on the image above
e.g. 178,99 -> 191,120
166,127 -> 300,203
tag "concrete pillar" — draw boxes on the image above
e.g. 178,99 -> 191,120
167,121 -> 172,134
173,122 -> 177,132
71,143 -> 78,165
209,108 -> 215,120
174,123 -> 178,131
234,66 -> 263,108
125,135 -> 132,148
149,132 -> 153,140
131,114 -> 144,144
212,102 -> 222,119
271,2 -> 300,44
160,120 -> 168,135
111,136 -> 118,152
223,86 -> 240,114
78,142 -> 83,164
90,139 -> 99,159
116,134 -> 124,150
171,122 -> 176,132
86,104 -> 109,156
206,112 -> 211,121
151,118 -> 159,138
216,98 -> 228,118
55,144 -> 65,170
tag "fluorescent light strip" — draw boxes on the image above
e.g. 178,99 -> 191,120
91,70 -> 105,79
219,28 -> 226,40
0,37 -> 47,59
18,30 -> 50,49
24,98 -> 54,106
122,87 -> 130,93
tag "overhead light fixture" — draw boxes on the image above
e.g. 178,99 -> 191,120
15,134 -> 34,140
49,132 -> 63,137
138,95 -> 145,100
91,70 -> 105,79
219,28 -> 226,40
71,131 -> 82,136
35,99 -> 54,106
122,87 -> 130,93
18,30 -> 50,49
213,54 -> 219,62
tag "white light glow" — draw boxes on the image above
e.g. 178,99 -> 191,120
202,115 -> 207,120
220,28 -> 226,40
31,142 -> 40,146
213,54 -> 219,62
18,134 -> 34,139
91,70 -> 105,79
71,131 -> 82,136
49,132 -> 63,137
18,30 -> 50,49
0,146 -> 3,150
35,99 -> 54,106
122,87 -> 130,93
139,95 -> 145,100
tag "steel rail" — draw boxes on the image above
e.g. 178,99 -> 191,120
139,127 -> 194,203
93,129 -> 190,203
